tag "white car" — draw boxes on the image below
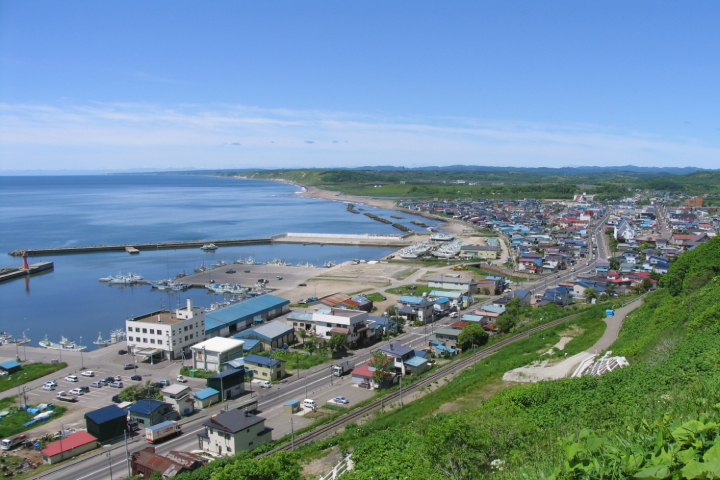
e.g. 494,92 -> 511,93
44,380 -> 58,388
176,375 -> 187,383
81,371 -> 95,377
68,388 -> 84,396
65,375 -> 79,382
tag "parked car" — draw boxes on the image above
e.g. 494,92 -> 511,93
155,380 -> 170,387
42,384 -> 55,391
110,381 -> 124,388
111,394 -> 121,403
176,375 -> 186,383
276,275 -> 283,280
65,375 -> 78,382
359,381 -> 371,389
130,375 -> 142,381
44,381 -> 57,388
114,375 -> 122,381
90,381 -> 103,388
78,386 -> 90,393
298,283 -> 307,287
104,376 -> 115,384
118,349 -> 128,355
81,370 -> 95,377
68,388 -> 84,396
332,396 -> 350,404
226,269 -> 236,274
123,363 -> 135,370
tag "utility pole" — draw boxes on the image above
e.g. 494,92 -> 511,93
107,450 -> 113,480
399,376 -> 403,409
79,337 -> 84,369
304,377 -> 308,399
124,431 -> 131,477
290,418 -> 295,450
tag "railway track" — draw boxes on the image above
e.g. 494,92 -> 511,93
262,311 -> 587,456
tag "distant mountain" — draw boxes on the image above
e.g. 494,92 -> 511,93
347,165 -> 712,175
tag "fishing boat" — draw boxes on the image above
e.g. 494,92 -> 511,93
110,329 -> 126,343
39,334 -> 86,350
194,264 -> 208,273
93,332 -> 112,347
201,243 -> 218,251
430,233 -> 455,242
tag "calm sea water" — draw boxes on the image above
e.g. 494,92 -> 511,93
0,175 -> 439,350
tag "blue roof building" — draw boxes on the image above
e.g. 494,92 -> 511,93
204,295 -> 290,337
84,405 -> 127,442
233,320 -> 295,351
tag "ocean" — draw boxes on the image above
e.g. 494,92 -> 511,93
0,175 -> 439,350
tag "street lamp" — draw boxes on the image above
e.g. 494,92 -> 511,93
79,336 -> 84,369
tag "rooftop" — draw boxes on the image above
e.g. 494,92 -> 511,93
129,308 -> 204,326
191,337 -> 245,354
201,409 -> 267,434
41,431 -> 97,457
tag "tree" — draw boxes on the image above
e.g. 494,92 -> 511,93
496,315 -> 516,334
328,334 -> 349,356
457,323 -> 489,351
368,351 -> 393,383
584,287 -> 599,304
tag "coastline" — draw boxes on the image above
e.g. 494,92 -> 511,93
235,175 -> 471,235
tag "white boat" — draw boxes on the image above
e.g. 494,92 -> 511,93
431,233 -> 455,242
211,260 -> 227,268
39,334 -> 87,351
201,243 -> 218,251
93,332 -> 112,346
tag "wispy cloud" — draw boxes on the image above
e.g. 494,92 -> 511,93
1,102 -> 719,171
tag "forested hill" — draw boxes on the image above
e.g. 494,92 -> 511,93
158,238 -> 720,480
160,167 -> 720,199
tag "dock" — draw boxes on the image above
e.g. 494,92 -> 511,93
0,262 -> 54,283
8,233 -> 413,257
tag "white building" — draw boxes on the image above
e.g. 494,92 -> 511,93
313,308 -> 370,345
190,337 -> 245,372
126,299 -> 205,361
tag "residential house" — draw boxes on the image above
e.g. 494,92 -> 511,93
243,354 -> 285,382
161,384 -> 194,417
427,275 -> 478,294
127,399 -> 179,427
232,320 -> 295,351
206,368 -> 246,401
350,362 -> 398,389
459,244 -> 499,260
378,343 -> 429,376
191,337 -> 245,372
130,447 -> 207,478
396,296 -> 436,325
197,410 -> 272,456
313,307 -> 371,345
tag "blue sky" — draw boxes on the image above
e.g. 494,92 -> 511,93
1,1 -> 719,172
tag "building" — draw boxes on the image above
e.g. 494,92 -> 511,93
41,431 -> 98,465
313,307 -> 371,345
204,295 -> 291,338
130,447 -> 208,478
378,343 -> 427,376
191,337 -> 246,372
126,299 -> 205,361
197,409 -> 273,456
427,276 -> 478,294
233,320 -> 295,351
397,296 -> 436,325
161,384 -> 195,417
193,387 -> 220,409
84,405 -> 128,442
459,244 -> 500,260
243,354 -> 285,382
430,328 -> 462,350
127,399 -> 179,427
350,362 -> 398,389
206,368 -> 246,400
0,361 -> 22,375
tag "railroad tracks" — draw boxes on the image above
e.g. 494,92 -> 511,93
262,311 -> 585,456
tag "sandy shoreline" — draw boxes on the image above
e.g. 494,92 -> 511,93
234,176 -> 475,236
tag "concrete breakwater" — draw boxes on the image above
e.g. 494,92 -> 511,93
0,262 -> 54,283
8,233 -> 412,257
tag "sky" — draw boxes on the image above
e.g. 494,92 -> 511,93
1,1 -> 719,173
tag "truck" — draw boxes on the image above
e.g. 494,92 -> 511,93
145,421 -> 182,443
55,391 -> 77,403
1,434 -> 26,451
452,264 -> 468,271
332,360 -> 354,377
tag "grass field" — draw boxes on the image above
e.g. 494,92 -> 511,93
0,396 -> 67,439
0,362 -> 68,394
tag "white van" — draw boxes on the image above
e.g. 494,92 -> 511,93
251,379 -> 271,388
303,399 -> 317,410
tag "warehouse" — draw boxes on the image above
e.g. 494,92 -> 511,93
204,295 -> 290,338
85,405 -> 129,442
41,431 -> 98,464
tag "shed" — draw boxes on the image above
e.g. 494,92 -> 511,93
284,400 -> 300,414
0,360 -> 22,374
41,431 -> 98,464
193,387 -> 220,409
84,405 -> 128,442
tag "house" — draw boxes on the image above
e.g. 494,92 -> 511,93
312,307 -> 371,345
397,296 -> 436,325
350,362 -> 398,389
233,320 -> 295,351
513,290 -> 532,306
204,295 -> 291,338
206,368 -> 246,401
429,340 -> 457,357
197,409 -> 272,456
84,405 -> 128,442
404,355 -> 431,375
126,299 -> 205,361
41,431 -> 98,465
130,447 -> 207,478
161,384 -> 195,417
193,388 -> 220,409
127,399 -> 179,427
541,286 -> 572,306
427,290 -> 464,308
427,275 -> 478,294
286,311 -> 315,333
366,315 -> 397,337
191,337 -> 246,372
378,343 -> 427,376
431,328 -> 462,350
243,354 -> 285,381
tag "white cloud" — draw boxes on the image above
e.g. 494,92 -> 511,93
0,102 -> 718,171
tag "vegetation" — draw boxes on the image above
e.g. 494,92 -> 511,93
180,366 -> 215,378
118,381 -> 161,402
0,396 -> 67,439
456,323 -> 489,351
263,349 -> 331,371
0,362 -> 68,393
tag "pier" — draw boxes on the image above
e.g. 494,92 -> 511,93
0,262 -> 54,283
8,233 -> 413,257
